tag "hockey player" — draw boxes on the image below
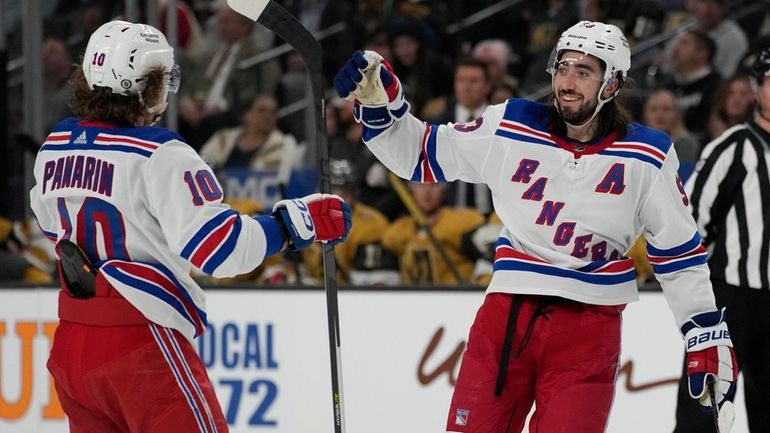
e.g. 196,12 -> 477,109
674,45 -> 770,433
31,21 -> 350,433
381,181 -> 485,284
335,21 -> 737,433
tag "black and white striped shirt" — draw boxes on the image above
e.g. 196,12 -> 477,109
685,120 -> 770,290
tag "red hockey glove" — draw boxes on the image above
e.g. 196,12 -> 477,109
273,193 -> 352,251
681,309 -> 737,431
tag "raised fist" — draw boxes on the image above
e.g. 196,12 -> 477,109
334,50 -> 410,129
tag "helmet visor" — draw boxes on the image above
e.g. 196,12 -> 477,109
166,64 -> 181,93
546,49 -> 604,83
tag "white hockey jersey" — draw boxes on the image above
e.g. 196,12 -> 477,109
364,98 -> 716,326
30,118 -> 286,341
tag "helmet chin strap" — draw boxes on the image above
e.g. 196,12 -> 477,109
552,78 -> 618,135
555,80 -> 612,130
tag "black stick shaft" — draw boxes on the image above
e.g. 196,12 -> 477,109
707,376 -> 720,433
257,3 -> 345,432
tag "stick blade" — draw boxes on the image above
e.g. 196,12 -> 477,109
226,0 -> 269,21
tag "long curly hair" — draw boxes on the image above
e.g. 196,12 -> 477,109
69,65 -> 167,125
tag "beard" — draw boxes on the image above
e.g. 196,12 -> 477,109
557,93 -> 598,124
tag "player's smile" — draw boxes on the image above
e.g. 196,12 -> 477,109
559,92 -> 583,106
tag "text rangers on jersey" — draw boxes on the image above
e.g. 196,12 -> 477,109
335,20 -> 738,433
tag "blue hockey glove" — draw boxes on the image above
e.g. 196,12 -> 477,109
273,193 -> 352,251
334,50 -> 410,129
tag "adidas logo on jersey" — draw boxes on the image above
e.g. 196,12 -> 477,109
73,132 -> 87,145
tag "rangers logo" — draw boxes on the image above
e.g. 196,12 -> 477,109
455,408 -> 470,426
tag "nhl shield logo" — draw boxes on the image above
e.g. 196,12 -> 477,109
455,408 -> 470,426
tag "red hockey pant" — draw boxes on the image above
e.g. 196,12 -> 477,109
446,293 -> 623,433
48,321 -> 228,433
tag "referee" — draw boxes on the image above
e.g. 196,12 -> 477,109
674,46 -> 770,433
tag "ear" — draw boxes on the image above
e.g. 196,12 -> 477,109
602,75 -> 622,99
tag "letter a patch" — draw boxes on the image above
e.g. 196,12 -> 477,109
456,408 -> 470,426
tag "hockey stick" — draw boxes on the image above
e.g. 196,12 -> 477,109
225,2 -> 345,432
388,172 -> 466,283
707,377 -> 721,433
706,375 -> 735,433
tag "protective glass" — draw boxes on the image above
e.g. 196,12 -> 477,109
166,64 -> 181,93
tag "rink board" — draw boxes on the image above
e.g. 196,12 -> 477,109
0,288 -> 748,433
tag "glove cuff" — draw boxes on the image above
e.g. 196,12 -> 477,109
353,98 -> 411,129
683,320 -> 732,352
272,199 -> 316,251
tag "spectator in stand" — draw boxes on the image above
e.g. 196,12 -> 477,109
642,89 -> 701,174
0,217 -> 54,284
661,29 -> 722,143
382,182 -> 485,285
519,0 -> 579,93
490,77 -> 520,105
688,0 -> 749,79
425,58 -> 491,124
199,94 -> 300,174
179,3 -> 282,149
424,58 -> 493,215
42,37 -> 75,133
387,20 -> 452,115
363,29 -> 393,63
708,73 -> 756,140
303,159 -> 400,286
277,52 -> 310,144
472,39 -> 518,98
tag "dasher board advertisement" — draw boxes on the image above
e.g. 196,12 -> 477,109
0,288 -> 749,433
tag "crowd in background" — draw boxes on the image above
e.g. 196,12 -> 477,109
2,0 -> 770,286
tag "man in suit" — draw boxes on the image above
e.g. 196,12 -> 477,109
179,4 -> 281,149
427,58 -> 493,214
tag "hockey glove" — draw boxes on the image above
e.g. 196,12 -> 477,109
273,193 -> 352,251
334,50 -> 410,129
681,309 -> 738,431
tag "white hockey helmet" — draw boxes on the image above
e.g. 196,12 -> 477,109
547,21 -> 630,85
82,20 -> 179,97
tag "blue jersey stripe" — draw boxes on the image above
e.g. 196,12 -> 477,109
651,255 -> 708,274
102,265 -> 198,329
647,232 -> 702,257
181,209 -> 239,259
149,261 -> 207,323
495,129 -> 557,148
40,143 -> 153,158
493,260 -> 636,285
600,150 -> 663,169
201,216 -> 243,274
426,125 -> 446,182
411,152 -> 425,181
